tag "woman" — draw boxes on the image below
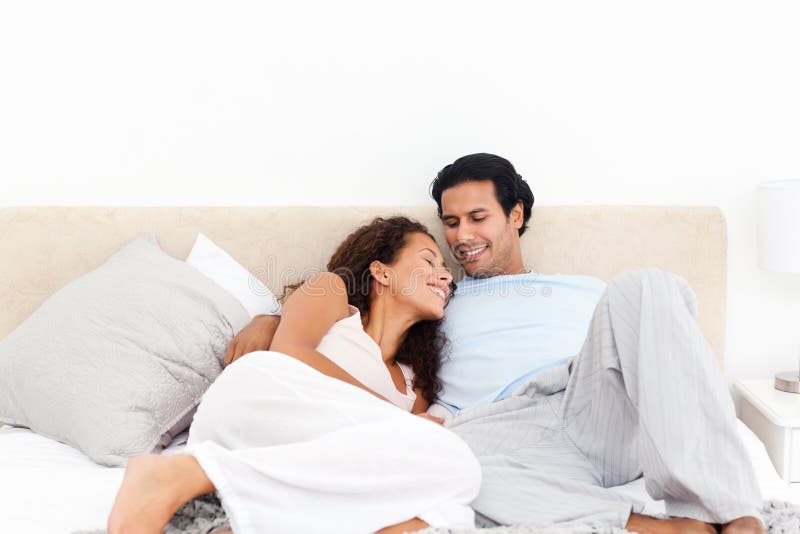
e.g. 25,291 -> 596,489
108,217 -> 482,534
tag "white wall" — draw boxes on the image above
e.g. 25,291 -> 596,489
2,1 -> 799,384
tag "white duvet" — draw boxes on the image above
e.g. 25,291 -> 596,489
0,421 -> 797,534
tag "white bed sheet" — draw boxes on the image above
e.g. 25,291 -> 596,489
0,421 -> 797,533
0,426 -> 189,533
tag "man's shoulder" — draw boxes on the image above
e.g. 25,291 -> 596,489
455,272 -> 605,294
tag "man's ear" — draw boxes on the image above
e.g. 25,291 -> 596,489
510,201 -> 524,229
369,260 -> 391,287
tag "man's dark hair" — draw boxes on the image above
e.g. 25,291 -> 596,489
429,153 -> 534,236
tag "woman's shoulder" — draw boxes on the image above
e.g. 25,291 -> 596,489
286,272 -> 351,322
304,271 -> 347,291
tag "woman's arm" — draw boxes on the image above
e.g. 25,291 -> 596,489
410,388 -> 430,414
411,389 -> 445,424
269,272 -> 389,402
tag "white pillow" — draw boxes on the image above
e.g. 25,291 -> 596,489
186,233 -> 282,318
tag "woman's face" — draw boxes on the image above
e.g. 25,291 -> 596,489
380,232 -> 453,321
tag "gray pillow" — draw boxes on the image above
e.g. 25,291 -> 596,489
0,235 -> 250,466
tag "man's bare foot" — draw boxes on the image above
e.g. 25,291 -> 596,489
376,517 -> 429,534
626,513 -> 716,534
721,516 -> 765,534
108,454 -> 214,534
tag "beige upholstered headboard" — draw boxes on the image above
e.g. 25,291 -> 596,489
0,206 -> 727,362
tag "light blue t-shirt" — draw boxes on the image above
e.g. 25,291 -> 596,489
437,272 -> 606,413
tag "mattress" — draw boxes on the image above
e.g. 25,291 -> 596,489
0,421 -> 797,533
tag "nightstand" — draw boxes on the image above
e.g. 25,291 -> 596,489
736,379 -> 800,484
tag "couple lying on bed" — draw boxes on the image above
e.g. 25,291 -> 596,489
108,154 -> 764,534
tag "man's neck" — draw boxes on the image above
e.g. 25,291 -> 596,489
468,264 -> 529,279
504,266 -> 530,276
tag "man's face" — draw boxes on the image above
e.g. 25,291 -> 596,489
440,180 -> 525,278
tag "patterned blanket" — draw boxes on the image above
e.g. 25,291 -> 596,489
73,496 -> 800,534
421,501 -> 800,534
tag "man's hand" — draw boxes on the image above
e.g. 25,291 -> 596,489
223,315 -> 281,367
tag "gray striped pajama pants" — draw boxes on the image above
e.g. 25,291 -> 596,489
446,268 -> 762,528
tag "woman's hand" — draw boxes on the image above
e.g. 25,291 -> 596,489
223,315 -> 281,367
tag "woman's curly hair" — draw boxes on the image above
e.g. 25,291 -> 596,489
325,216 -> 451,403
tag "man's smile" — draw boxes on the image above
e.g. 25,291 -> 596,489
457,244 -> 488,262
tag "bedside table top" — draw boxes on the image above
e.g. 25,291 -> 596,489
736,379 -> 800,427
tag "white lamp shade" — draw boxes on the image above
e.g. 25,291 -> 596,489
758,179 -> 800,273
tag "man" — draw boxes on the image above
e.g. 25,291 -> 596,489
227,154 -> 764,533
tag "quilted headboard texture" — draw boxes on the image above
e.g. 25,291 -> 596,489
0,206 -> 727,362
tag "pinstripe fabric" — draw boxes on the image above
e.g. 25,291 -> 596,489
448,269 -> 761,527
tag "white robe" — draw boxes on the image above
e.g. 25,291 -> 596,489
187,351 -> 481,534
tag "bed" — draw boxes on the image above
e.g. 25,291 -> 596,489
0,205 -> 797,533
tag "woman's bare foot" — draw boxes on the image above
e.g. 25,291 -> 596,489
376,517 -> 429,534
626,513 -> 716,534
721,516 -> 766,534
108,454 -> 214,534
